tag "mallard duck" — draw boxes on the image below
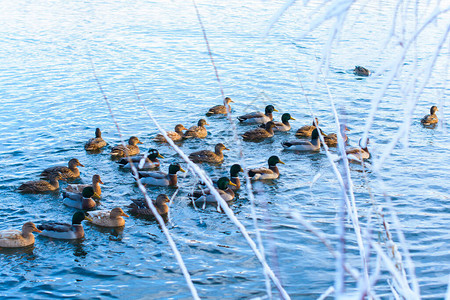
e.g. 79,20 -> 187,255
323,125 -> 349,147
154,124 -> 187,143
137,163 -> 186,187
229,164 -> 243,191
85,128 -> 107,151
37,211 -> 92,240
118,149 -> 164,170
188,143 -> 229,164
272,113 -> 295,132
242,121 -> 276,141
65,174 -> 103,196
192,177 -> 236,207
206,97 -> 233,116
183,119 -> 209,139
237,105 -> 278,124
282,128 -> 320,151
40,158 -> 84,181
248,156 -> 285,180
295,118 -> 319,137
110,136 -> 143,158
87,208 -> 129,227
421,106 -> 438,126
62,186 -> 98,210
128,194 -> 170,217
0,222 -> 41,248
353,66 -> 370,76
18,173 -> 63,193
346,138 -> 370,162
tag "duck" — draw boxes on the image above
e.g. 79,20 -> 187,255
323,125 -> 349,147
0,222 -> 41,248
248,156 -> 285,180
18,173 -> 63,194
40,158 -> 84,181
420,106 -> 438,126
84,128 -> 107,151
295,118 -> 319,137
192,177 -> 236,207
353,66 -> 370,76
62,186 -> 98,210
128,194 -> 170,217
242,121 -> 276,141
237,105 -> 278,124
37,211 -> 92,240
183,119 -> 209,139
65,174 -> 103,197
154,124 -> 187,143
110,136 -> 143,158
346,138 -> 370,162
188,143 -> 229,164
118,149 -> 164,170
136,163 -> 186,187
271,113 -> 295,132
229,164 -> 243,191
206,97 -> 234,116
282,128 -> 321,151
87,208 -> 129,227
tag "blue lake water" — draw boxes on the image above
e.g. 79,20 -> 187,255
0,0 -> 449,299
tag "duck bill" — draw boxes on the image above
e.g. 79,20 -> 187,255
78,163 -> 85,167
273,108 -> 279,112
224,147 -> 230,151
158,154 -> 164,158
33,228 -> 42,233
179,167 -> 186,173
122,213 -> 129,218
290,117 -> 296,120
138,141 -> 143,144
92,193 -> 101,200
279,160 -> 286,165
84,216 -> 93,222
228,181 -> 237,187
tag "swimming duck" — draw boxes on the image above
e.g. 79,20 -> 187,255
282,128 -> 321,151
154,124 -> 187,143
295,118 -> 319,137
118,149 -> 164,170
65,174 -> 103,197
87,208 -> 129,227
85,128 -> 107,151
110,136 -> 143,158
353,66 -> 370,76
128,194 -> 170,217
229,164 -> 243,191
0,222 -> 41,248
62,186 -> 98,210
237,105 -> 278,124
242,121 -> 276,141
137,163 -> 186,187
18,173 -> 63,193
40,158 -> 84,181
346,138 -> 370,162
421,106 -> 438,126
37,211 -> 92,240
188,143 -> 229,164
323,125 -> 349,147
192,177 -> 236,207
206,97 -> 234,116
183,119 -> 209,139
248,156 -> 285,180
271,113 -> 295,132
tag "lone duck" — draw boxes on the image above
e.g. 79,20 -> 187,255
154,124 -> 187,143
237,105 -> 278,124
128,194 -> 170,217
242,121 -> 276,141
295,118 -> 319,137
137,163 -> 185,187
18,173 -> 63,193
188,143 -> 229,164
40,158 -> 84,181
282,128 -> 321,151
192,177 -> 236,207
37,211 -> 92,240
421,106 -> 438,126
0,222 -> 41,248
87,208 -> 129,227
353,66 -> 370,76
62,186 -> 98,210
118,149 -> 164,170
248,156 -> 285,180
346,138 -> 370,162
206,97 -> 234,116
110,136 -> 143,158
65,174 -> 103,197
85,128 -> 107,151
183,119 -> 209,139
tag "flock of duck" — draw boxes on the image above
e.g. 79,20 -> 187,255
0,66 -> 440,248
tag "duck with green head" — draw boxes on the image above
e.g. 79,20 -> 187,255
40,158 -> 84,181
0,222 -> 42,248
272,113 -> 295,132
248,156 -> 285,180
242,121 -> 276,141
37,211 -> 92,240
62,186 -> 98,210
193,177 -> 236,207
183,119 -> 209,139
136,163 -> 186,187
88,207 -> 129,227
118,148 -> 164,170
206,97 -> 234,116
283,128 -> 321,151
188,143 -> 229,164
237,105 -> 278,124
128,194 -> 171,217
110,136 -> 143,158
85,128 -> 107,151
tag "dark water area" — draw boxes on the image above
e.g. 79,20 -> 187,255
0,0 -> 449,299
